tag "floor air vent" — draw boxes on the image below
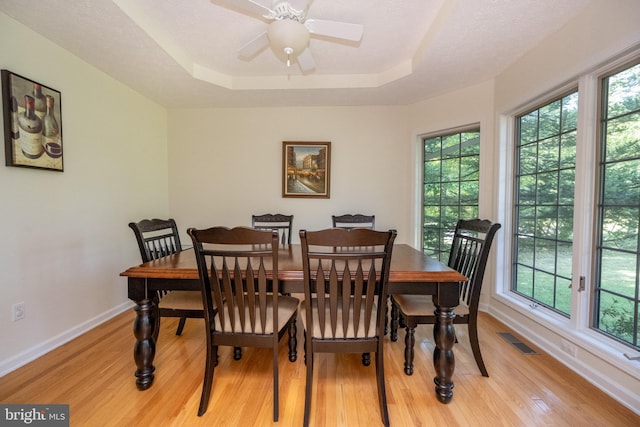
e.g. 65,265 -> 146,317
497,332 -> 538,355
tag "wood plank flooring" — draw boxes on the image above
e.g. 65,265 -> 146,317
1,310 -> 637,426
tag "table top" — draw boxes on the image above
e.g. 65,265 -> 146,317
120,243 -> 466,284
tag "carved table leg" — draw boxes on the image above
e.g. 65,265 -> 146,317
384,294 -> 389,335
362,352 -> 371,366
433,305 -> 456,403
133,297 -> 156,390
303,332 -> 307,365
404,326 -> 415,375
233,347 -> 242,360
288,318 -> 297,362
390,301 -> 399,342
152,292 -> 161,344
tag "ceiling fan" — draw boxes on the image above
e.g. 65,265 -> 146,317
211,0 -> 364,73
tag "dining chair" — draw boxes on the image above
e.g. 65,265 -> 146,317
332,213 -> 380,365
332,213 -> 375,230
390,218 -> 501,377
128,218 -> 203,339
299,227 -> 397,427
252,213 -> 294,245
188,226 -> 299,420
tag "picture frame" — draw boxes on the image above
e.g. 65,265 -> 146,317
282,141 -> 331,198
2,70 -> 63,172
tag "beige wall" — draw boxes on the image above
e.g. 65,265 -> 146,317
167,106 -> 411,244
0,12 -> 168,373
409,81 -> 497,241
1,0 -> 639,414
408,80 -> 499,311
496,0 -> 640,112
166,82 -> 495,247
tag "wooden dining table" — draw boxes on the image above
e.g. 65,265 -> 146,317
120,243 -> 466,403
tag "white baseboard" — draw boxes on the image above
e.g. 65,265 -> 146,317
0,301 -> 133,377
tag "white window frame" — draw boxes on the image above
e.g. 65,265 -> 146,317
419,124 -> 481,257
495,48 -> 640,382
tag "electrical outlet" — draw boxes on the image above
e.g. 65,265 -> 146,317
12,302 -> 25,321
560,339 -> 577,357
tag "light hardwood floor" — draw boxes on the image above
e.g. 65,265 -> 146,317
1,309 -> 637,426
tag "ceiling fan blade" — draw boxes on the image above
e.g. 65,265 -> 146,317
297,48 -> 316,73
210,0 -> 273,19
238,31 -> 270,58
304,19 -> 363,42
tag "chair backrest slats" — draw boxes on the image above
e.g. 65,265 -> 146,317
129,218 -> 182,262
332,214 -> 375,230
447,219 -> 501,309
346,262 -> 357,336
210,260 -> 225,328
316,263 -> 328,337
189,226 -> 278,336
301,228 -> 396,340
252,213 -> 294,245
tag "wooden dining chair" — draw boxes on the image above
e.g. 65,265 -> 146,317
252,213 -> 294,245
390,219 -> 501,377
249,213 -> 295,360
332,213 -> 375,230
299,228 -> 397,427
188,226 -> 299,421
332,213 -> 380,365
128,218 -> 203,339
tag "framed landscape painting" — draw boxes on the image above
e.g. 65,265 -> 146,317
2,70 -> 63,171
282,141 -> 331,198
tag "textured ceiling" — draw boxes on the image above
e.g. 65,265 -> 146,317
0,0 -> 590,107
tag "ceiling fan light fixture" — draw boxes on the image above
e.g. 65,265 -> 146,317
267,19 -> 310,59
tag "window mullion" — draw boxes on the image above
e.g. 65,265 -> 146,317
572,73 -> 599,330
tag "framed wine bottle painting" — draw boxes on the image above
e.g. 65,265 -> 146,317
1,70 -> 63,171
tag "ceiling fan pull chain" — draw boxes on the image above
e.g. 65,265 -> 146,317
284,47 -> 293,67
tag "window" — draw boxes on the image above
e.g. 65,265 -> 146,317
513,92 -> 578,316
594,61 -> 640,346
422,129 -> 480,261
